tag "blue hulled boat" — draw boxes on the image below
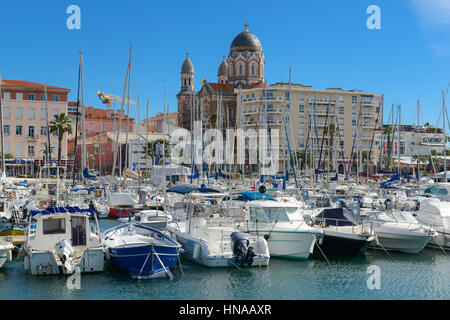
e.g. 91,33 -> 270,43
102,222 -> 182,279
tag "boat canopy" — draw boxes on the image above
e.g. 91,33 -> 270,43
233,192 -> 275,201
418,198 -> 450,228
83,168 -> 97,180
30,206 -> 94,216
314,208 -> 357,227
166,185 -> 221,194
424,187 -> 448,196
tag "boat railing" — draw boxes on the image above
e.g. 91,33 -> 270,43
317,217 -> 374,235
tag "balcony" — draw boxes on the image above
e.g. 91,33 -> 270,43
242,120 -> 283,126
362,100 -> 375,106
308,98 -> 336,105
242,96 -> 284,104
243,107 -> 284,115
27,135 -> 39,141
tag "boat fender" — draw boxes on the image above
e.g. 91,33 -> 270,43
104,248 -> 110,260
192,243 -> 200,260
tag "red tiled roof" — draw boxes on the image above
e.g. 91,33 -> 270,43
209,83 -> 235,93
146,112 -> 178,121
1,79 -> 70,91
245,81 -> 266,89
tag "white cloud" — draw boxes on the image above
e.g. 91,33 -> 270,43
428,42 -> 450,57
412,0 -> 450,29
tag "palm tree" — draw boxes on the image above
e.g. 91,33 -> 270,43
40,143 -> 55,163
324,123 -> 335,169
143,139 -> 169,165
383,125 -> 392,170
0,152 -> 14,160
209,113 -> 217,129
87,153 -> 96,169
143,141 -> 156,165
49,113 -> 73,163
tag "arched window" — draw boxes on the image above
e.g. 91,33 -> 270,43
239,64 -> 243,76
251,64 -> 255,76
184,78 -> 187,86
189,78 -> 191,85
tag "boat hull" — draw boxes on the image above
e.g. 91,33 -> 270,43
426,229 -> 450,251
171,231 -> 269,267
372,231 -> 434,254
246,230 -> 319,260
0,245 -> 13,268
108,244 -> 180,279
316,232 -> 369,257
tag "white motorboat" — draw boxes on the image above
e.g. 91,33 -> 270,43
23,207 -> 104,275
0,241 -> 14,268
118,209 -> 172,229
166,193 -> 270,268
363,210 -> 437,254
415,197 -> 450,250
239,198 -> 323,260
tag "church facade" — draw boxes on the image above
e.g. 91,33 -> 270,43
176,24 -> 265,132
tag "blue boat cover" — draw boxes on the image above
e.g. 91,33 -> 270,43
233,192 -> 275,201
83,168 -> 97,180
314,208 -> 357,227
166,185 -> 221,194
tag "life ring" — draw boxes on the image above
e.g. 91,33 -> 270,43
208,213 -> 224,218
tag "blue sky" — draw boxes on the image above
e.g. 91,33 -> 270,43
0,0 -> 449,126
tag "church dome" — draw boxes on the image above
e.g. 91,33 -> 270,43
181,53 -> 194,73
218,57 -> 228,76
230,24 -> 262,52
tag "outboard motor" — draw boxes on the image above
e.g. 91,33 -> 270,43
54,239 -> 74,265
230,232 -> 256,266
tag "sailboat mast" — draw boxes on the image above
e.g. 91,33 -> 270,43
443,91 -> 447,181
79,54 -> 86,172
417,100 -> 420,179
397,104 -> 401,177
111,45 -> 132,176
163,80 -> 166,182
0,74 -> 5,175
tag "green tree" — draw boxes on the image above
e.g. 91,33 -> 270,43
49,113 -> 73,162
0,152 -> 14,160
209,113 -> 217,128
324,123 -> 335,169
40,143 -> 54,163
143,139 -> 169,165
383,125 -> 392,170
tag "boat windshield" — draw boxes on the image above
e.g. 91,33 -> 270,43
368,211 -> 396,222
250,207 -> 267,222
391,211 -> 418,223
315,198 -> 331,208
265,207 -> 290,222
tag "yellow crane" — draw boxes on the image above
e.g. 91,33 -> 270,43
97,90 -> 137,105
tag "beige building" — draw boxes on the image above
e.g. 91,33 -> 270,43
236,83 -> 383,174
0,79 -> 70,175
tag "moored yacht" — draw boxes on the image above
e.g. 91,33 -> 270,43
415,197 -> 450,250
166,192 -> 270,268
362,210 -> 437,254
308,207 -> 375,257
23,207 -> 105,275
238,198 -> 323,259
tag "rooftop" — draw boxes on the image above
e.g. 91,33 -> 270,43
1,79 -> 70,92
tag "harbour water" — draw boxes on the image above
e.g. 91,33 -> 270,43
0,219 -> 448,300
